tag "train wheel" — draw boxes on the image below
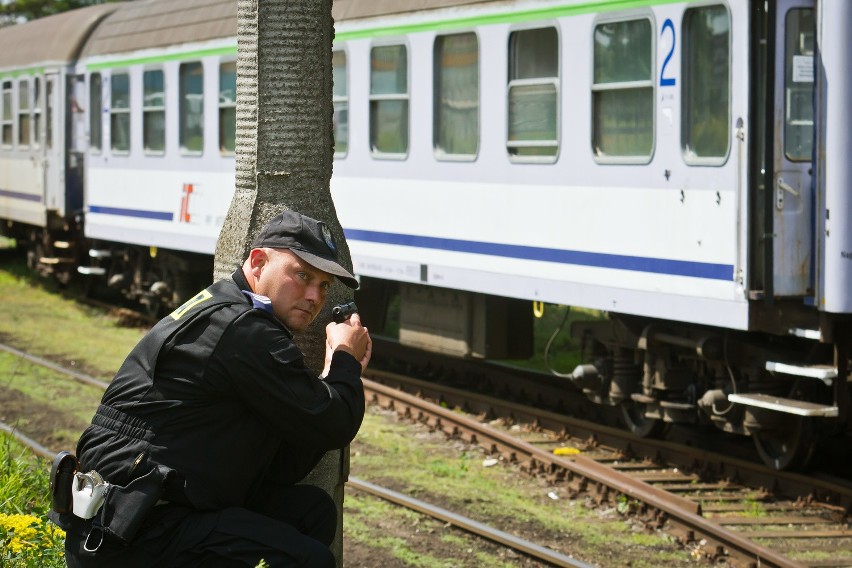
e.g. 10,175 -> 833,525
621,401 -> 666,438
753,416 -> 815,471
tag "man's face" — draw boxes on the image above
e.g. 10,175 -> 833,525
251,248 -> 333,331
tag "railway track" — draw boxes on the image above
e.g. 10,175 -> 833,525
362,365 -> 852,568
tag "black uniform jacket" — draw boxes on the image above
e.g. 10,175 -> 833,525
75,269 -> 365,511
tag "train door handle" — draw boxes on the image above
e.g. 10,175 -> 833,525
776,177 -> 800,210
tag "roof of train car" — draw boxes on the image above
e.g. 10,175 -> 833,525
80,0 -> 235,58
0,3 -> 121,70
332,0 -> 496,20
79,0 -> 498,58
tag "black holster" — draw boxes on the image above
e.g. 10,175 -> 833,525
83,465 -> 175,552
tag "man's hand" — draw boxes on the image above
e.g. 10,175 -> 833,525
322,313 -> 371,375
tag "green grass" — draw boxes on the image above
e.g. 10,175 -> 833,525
505,304 -> 604,374
0,258 -> 145,378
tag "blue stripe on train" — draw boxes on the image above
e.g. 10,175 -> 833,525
344,228 -> 734,281
88,205 -> 174,221
0,189 -> 42,202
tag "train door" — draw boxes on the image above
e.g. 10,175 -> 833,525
43,72 -> 64,215
772,0 -> 815,296
66,75 -> 87,217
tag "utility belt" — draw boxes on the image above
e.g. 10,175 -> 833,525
48,451 -> 181,552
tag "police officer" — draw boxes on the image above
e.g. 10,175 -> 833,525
57,210 -> 371,567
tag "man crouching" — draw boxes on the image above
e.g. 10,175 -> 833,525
54,210 -> 370,567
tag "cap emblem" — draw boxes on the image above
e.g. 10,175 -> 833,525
320,222 -> 337,255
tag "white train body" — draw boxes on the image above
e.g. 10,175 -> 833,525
333,1 -> 750,331
82,39 -> 236,255
0,0 -> 850,469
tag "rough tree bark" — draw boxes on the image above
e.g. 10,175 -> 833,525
213,0 -> 351,563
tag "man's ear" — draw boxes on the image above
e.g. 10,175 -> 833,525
248,248 -> 268,276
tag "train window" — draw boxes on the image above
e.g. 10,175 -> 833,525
18,80 -> 30,148
682,6 -> 730,162
1,80 -> 11,147
110,72 -> 131,154
434,32 -> 479,160
90,73 -> 102,153
592,18 -> 653,161
784,9 -> 814,162
32,78 -> 41,147
219,61 -> 236,155
369,44 -> 408,157
332,51 -> 348,157
508,27 -> 558,160
143,70 -> 165,155
180,62 -> 204,155
45,79 -> 53,150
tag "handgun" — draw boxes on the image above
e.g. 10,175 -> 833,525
331,301 -> 358,323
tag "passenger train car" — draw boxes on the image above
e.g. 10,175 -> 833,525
0,0 -> 849,470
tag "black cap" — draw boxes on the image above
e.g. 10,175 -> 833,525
251,210 -> 358,289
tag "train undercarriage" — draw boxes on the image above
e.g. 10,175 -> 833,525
373,279 -> 851,472
2,219 -> 211,315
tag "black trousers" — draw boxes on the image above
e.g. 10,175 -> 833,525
65,485 -> 337,568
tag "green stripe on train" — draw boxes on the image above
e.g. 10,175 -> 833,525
335,0 -> 694,42
84,0 -> 695,68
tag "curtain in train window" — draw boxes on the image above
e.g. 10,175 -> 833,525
17,80 -> 30,147
592,19 -> 653,160
434,33 -> 479,159
32,78 -> 41,147
682,6 -> 730,161
332,51 -> 348,156
143,69 -> 165,154
219,61 -> 236,155
785,9 -> 814,162
369,44 -> 408,155
110,72 -> 131,154
180,62 -> 204,154
90,74 -> 102,153
508,27 -> 558,159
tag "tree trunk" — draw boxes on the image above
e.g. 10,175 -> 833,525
214,0 -> 351,563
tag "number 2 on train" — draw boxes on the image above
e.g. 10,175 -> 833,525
660,18 -> 676,87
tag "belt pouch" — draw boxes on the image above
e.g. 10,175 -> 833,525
95,465 -> 172,546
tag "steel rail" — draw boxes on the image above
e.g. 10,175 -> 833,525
0,342 -> 110,390
0,420 -> 54,459
363,378 -> 807,568
348,476 -> 595,568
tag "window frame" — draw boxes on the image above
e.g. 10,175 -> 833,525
506,24 -> 561,164
17,78 -> 30,148
179,61 -> 205,156
332,49 -> 348,159
369,41 -> 410,160
109,71 -> 131,155
433,31 -> 480,162
1,80 -> 12,148
89,73 -> 103,154
218,59 -> 237,156
142,67 -> 166,156
681,4 -> 732,166
32,77 -> 41,148
783,7 -> 814,163
590,14 -> 656,165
